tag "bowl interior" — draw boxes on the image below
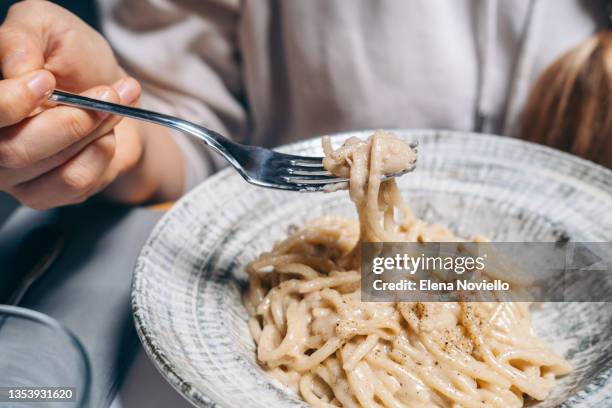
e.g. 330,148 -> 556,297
133,130 -> 612,408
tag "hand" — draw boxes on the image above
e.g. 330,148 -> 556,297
0,0 -> 145,209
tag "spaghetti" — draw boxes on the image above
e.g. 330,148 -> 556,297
245,130 -> 571,408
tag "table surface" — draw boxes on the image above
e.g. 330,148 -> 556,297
111,346 -> 192,408
0,202 -> 165,408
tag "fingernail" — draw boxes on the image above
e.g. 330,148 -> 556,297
98,89 -> 115,101
94,89 -> 115,120
26,71 -> 54,99
114,78 -> 139,103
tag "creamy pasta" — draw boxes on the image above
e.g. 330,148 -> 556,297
245,130 -> 571,408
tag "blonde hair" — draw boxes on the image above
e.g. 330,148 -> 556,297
520,31 -> 612,168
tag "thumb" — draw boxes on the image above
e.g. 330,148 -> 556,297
0,22 -> 45,79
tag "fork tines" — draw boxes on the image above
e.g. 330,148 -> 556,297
282,140 -> 418,188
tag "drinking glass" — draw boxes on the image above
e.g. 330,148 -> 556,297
0,305 -> 91,407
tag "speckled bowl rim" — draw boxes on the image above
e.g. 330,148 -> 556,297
132,129 -> 612,408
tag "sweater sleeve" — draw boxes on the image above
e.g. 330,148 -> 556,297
99,0 -> 246,191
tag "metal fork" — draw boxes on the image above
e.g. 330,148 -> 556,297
49,90 -> 417,192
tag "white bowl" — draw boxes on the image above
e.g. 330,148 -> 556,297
132,130 -> 612,407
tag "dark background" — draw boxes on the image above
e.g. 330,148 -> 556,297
0,0 -> 99,28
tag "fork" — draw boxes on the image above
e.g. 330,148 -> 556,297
49,90 -> 417,192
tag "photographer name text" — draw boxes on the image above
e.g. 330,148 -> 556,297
372,279 -> 510,292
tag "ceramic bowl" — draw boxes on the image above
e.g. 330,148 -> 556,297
132,130 -> 612,407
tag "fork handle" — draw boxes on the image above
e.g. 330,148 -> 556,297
49,90 -> 236,161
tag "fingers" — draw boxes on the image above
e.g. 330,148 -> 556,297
0,85 -> 117,169
91,78 -> 142,136
0,70 -> 55,127
0,117 -> 119,189
0,74 -> 142,208
0,77 -> 141,186
8,133 -> 117,210
0,0 -> 123,91
0,19 -> 45,78
0,78 -> 141,169
0,5 -> 54,124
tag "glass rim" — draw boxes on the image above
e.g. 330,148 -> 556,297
0,305 -> 91,407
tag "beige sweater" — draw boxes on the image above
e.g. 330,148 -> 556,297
99,0 -> 595,191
